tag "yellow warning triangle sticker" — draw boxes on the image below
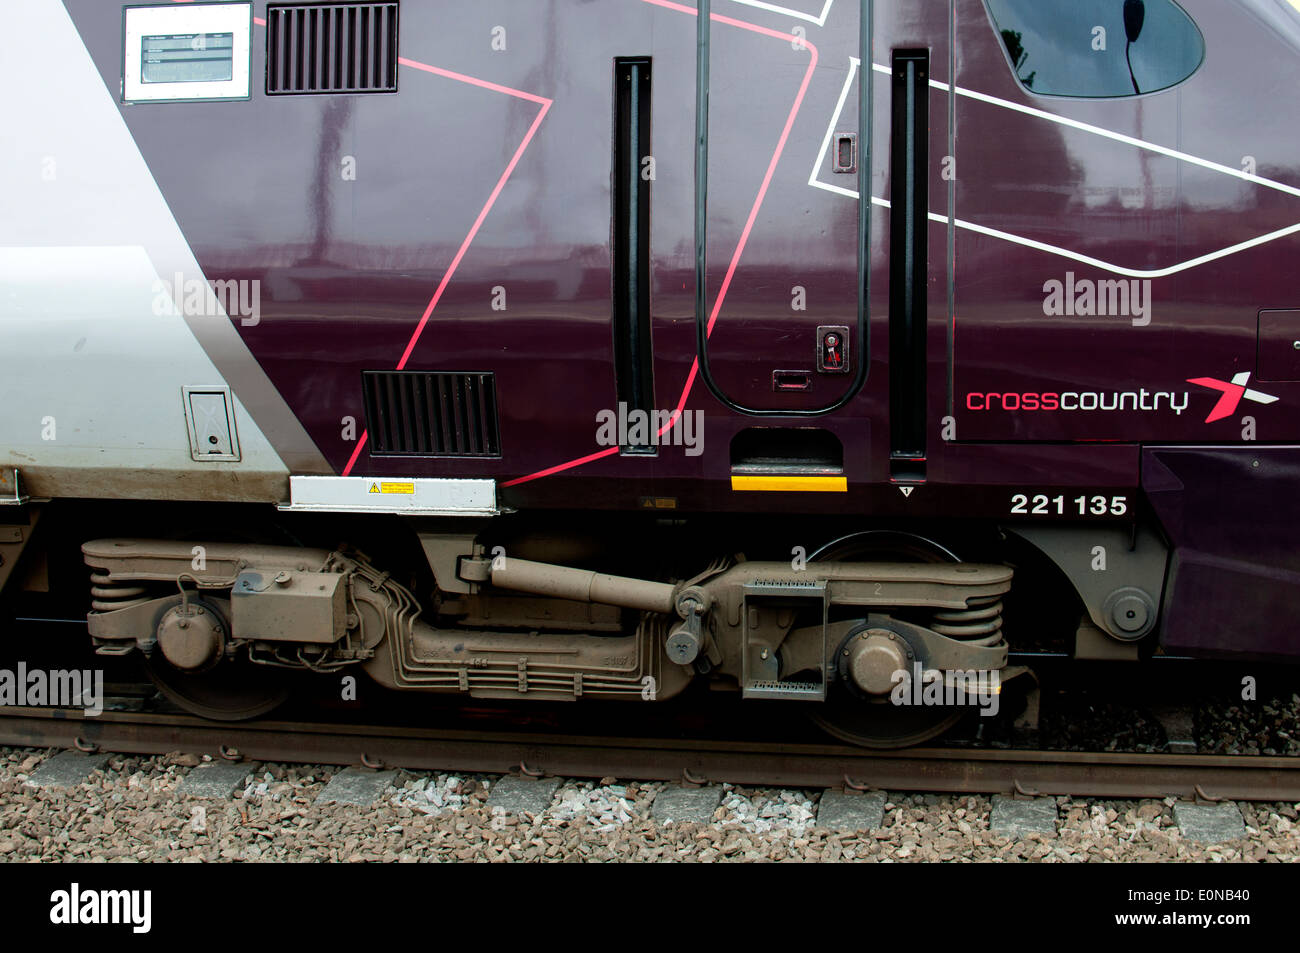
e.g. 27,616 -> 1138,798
369,483 -> 379,493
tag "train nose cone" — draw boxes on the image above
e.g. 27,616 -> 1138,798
847,630 -> 908,696
156,604 -> 225,671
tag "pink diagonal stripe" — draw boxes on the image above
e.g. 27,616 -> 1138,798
502,1 -> 818,487
398,56 -> 552,105
343,88 -> 552,474
394,101 -> 552,372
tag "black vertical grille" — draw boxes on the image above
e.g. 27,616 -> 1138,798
361,371 -> 501,457
612,57 -> 656,454
266,3 -> 398,94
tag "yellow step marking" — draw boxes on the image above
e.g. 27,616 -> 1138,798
730,475 -> 847,492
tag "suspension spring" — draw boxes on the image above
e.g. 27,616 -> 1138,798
88,571 -> 153,611
931,595 -> 1003,642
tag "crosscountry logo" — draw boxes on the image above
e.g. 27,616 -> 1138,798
1186,371 -> 1278,423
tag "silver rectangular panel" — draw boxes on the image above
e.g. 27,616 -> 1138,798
278,475 -> 499,516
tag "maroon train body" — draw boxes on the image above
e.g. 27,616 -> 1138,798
2,0 -> 1299,744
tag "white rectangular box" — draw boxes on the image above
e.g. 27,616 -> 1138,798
123,3 -> 251,103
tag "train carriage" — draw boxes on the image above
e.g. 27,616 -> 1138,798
2,0 -> 1299,745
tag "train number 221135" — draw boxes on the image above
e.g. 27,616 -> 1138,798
1009,494 -> 1128,516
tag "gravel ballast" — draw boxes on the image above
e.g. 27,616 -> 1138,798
0,747 -> 1296,862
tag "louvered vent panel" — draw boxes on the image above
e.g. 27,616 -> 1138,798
266,3 -> 398,94
362,371 -> 501,457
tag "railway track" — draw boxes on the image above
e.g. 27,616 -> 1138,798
2,707 -> 1298,802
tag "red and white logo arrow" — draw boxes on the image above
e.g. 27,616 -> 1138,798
1186,371 -> 1278,423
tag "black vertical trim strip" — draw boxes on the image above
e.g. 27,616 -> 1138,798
422,378 -> 437,454
613,57 -> 656,454
310,8 -> 320,91
293,7 -> 304,92
398,372 -> 413,451
379,374 -> 394,451
345,5 -> 355,90
376,4 -> 387,88
359,5 -> 370,90
486,378 -> 499,453
378,5 -> 388,89
338,6 -> 348,89
266,10 -> 278,92
323,8 -> 333,92
461,377 -> 472,454
316,9 -> 327,91
414,375 -> 425,453
283,8 -> 293,92
453,375 -> 466,453
285,8 -> 295,91
692,0 -> 873,416
889,49 -> 929,476
384,4 -> 395,89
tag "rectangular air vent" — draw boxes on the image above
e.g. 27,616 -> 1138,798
266,2 -> 398,94
361,371 -> 501,457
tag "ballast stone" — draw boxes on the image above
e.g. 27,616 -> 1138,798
179,761 -> 251,798
815,789 -> 887,831
1173,802 -> 1246,844
990,795 -> 1058,837
486,776 -> 562,816
652,785 -> 723,825
25,751 -> 110,789
315,767 -> 398,806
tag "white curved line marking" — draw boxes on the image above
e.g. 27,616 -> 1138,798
807,58 -> 1300,276
809,57 -> 860,198
937,216 -> 1300,279
727,0 -> 834,27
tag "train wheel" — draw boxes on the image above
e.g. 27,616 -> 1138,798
810,697 -> 964,749
808,530 -> 969,749
144,654 -> 291,722
133,591 -> 294,721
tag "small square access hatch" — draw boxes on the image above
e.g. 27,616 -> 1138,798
183,385 -> 241,462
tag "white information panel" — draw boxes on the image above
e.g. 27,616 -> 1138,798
123,3 -> 251,102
